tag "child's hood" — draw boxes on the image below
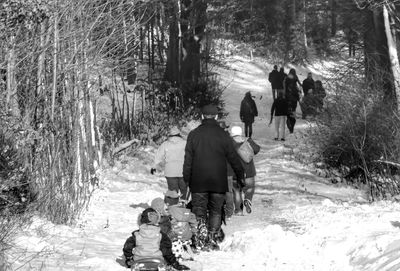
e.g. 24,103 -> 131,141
168,206 -> 193,222
135,224 -> 161,238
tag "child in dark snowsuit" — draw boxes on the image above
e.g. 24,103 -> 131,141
122,208 -> 189,270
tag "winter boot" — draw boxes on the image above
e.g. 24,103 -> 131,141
206,230 -> 220,251
192,219 -> 209,251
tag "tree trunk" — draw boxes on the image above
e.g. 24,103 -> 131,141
383,4 -> 400,111
165,1 -> 180,84
364,7 -> 394,101
330,0 -> 337,37
6,35 -> 17,115
51,13 -> 59,121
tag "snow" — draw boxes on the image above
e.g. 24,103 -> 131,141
8,56 -> 400,271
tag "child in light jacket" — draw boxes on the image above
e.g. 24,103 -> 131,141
151,126 -> 187,200
122,208 -> 189,270
229,126 -> 261,215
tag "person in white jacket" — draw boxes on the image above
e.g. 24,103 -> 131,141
151,126 -> 187,200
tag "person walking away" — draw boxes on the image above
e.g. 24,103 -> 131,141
302,72 -> 315,96
283,69 -> 302,133
269,91 -> 288,141
268,65 -> 280,100
240,92 -> 258,138
229,126 -> 260,215
183,104 -> 244,251
219,121 -> 234,221
277,67 -> 287,97
152,126 -> 187,200
123,208 -> 189,270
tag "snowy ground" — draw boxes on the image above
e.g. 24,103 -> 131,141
8,56 -> 400,271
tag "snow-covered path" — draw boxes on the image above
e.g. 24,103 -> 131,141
9,57 -> 400,271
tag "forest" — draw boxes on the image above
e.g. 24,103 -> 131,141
1,0 -> 400,269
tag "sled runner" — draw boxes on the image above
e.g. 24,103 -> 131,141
130,258 -> 165,271
130,258 -> 190,271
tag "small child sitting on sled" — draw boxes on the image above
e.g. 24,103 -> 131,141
122,207 -> 189,270
151,191 -> 198,261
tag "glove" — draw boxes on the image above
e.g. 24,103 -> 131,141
150,168 -> 156,175
237,178 -> 245,189
125,256 -> 134,268
171,261 -> 190,270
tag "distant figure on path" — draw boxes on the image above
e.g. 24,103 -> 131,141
302,72 -> 315,96
152,126 -> 187,200
183,104 -> 244,250
268,65 -> 280,100
240,92 -> 258,138
284,68 -> 302,133
278,67 -> 287,96
229,126 -> 260,215
269,91 -> 288,141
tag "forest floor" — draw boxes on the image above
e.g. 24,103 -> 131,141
8,56 -> 400,271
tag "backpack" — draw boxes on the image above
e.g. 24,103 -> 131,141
236,139 -> 254,163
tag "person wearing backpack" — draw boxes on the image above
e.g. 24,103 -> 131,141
229,126 -> 261,215
240,92 -> 258,138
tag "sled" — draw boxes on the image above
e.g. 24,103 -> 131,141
130,258 -> 166,271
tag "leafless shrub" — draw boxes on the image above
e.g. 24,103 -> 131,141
313,60 -> 400,200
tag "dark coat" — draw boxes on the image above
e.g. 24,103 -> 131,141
277,71 -> 286,89
268,70 -> 280,89
284,76 -> 301,102
271,97 -> 289,116
240,94 -> 258,124
228,138 -> 260,179
302,78 -> 315,96
183,119 -> 244,193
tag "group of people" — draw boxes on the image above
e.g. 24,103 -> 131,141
123,104 -> 260,270
238,65 -> 326,142
121,65 -> 327,270
268,65 -> 326,140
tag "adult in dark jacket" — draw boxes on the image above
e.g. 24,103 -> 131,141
302,72 -> 315,96
269,91 -> 289,141
277,67 -> 287,96
229,126 -> 260,215
183,104 -> 244,250
268,65 -> 280,100
240,92 -> 258,138
284,68 -> 302,133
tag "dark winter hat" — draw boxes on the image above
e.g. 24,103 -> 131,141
140,207 -> 160,225
164,190 -> 180,206
201,104 -> 218,116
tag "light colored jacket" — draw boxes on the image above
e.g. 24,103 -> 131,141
154,136 -> 186,177
134,224 -> 163,261
168,205 -> 198,241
